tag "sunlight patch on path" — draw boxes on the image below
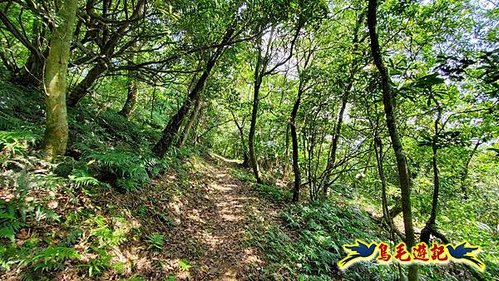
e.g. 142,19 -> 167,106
162,158 -> 275,280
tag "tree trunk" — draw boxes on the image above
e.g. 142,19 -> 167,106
119,78 -> 138,117
460,140 -> 481,199
290,80 -> 304,202
15,51 -> 45,87
321,12 -> 363,195
42,0 -> 78,160
67,0 -> 146,107
231,111 -> 249,168
248,72 -> 263,183
283,124 -> 291,178
11,20 -> 46,87
421,106 -> 442,245
153,64 -> 212,158
153,23 -> 236,158
375,137 -> 389,220
322,91 -> 348,194
367,0 -> 418,280
177,96 -> 202,147
67,62 -> 107,106
248,35 -> 264,183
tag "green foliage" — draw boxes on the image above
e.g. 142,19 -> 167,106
146,233 -> 165,250
85,247 -> 112,277
29,246 -> 80,272
0,0 -> 497,279
230,168 -> 255,182
68,168 -> 102,188
253,201 -> 398,280
0,131 -> 41,164
178,259 -> 191,271
87,150 -> 150,191
89,215 -> 128,247
255,183 -> 292,203
0,202 -> 24,242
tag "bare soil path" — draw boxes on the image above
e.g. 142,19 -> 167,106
160,155 -> 279,280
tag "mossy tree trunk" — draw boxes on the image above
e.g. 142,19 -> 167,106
119,78 -> 138,118
42,0 -> 78,160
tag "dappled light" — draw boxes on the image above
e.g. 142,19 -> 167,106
0,0 -> 497,280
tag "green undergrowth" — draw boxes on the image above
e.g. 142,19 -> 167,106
231,168 -> 292,203
249,189 -> 490,281
250,199 -> 401,280
0,81 -> 193,279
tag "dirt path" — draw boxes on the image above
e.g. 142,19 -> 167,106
161,156 -> 279,280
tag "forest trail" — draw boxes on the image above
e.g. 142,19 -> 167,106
159,155 -> 279,280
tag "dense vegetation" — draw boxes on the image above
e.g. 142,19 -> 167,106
0,0 -> 497,280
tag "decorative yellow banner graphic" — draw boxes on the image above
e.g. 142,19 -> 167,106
338,240 -> 485,272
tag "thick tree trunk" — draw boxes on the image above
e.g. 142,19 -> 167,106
119,79 -> 138,117
367,0 -> 418,280
42,0 -> 78,160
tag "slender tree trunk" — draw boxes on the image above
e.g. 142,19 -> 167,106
0,6 -> 45,85
248,36 -> 264,183
153,62 -> 213,158
429,109 -> 441,225
231,112 -> 249,167
177,96 -> 202,147
42,0 -> 78,160
374,136 -> 404,238
367,1 -> 418,280
291,80 -> 304,202
322,91 -> 348,194
460,140 -> 481,199
283,124 -> 291,178
421,106 -> 442,245
15,52 -> 45,87
12,20 -> 46,87
322,12 -> 363,195
375,137 -> 389,219
153,23 -> 236,158
67,0 -> 146,107
249,73 -> 263,183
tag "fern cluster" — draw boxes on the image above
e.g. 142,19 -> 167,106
86,150 -> 150,191
145,233 -> 165,250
